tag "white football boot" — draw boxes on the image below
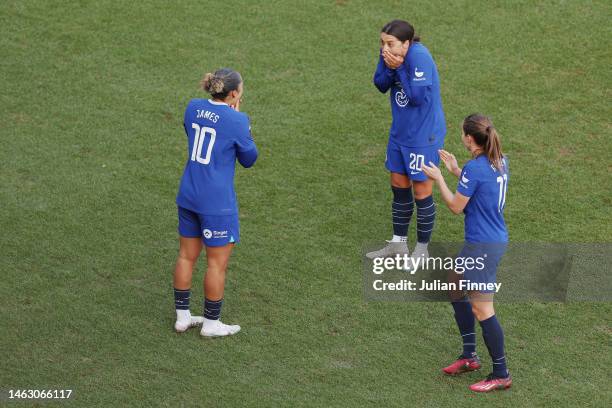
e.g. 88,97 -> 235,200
174,310 -> 205,333
405,243 -> 429,273
200,319 -> 241,337
366,240 -> 410,260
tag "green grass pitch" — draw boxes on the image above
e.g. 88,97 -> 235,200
1,0 -> 611,406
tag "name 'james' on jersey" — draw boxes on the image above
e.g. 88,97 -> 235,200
176,99 -> 257,216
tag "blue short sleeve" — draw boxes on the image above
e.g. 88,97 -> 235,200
457,161 -> 480,197
409,51 -> 434,87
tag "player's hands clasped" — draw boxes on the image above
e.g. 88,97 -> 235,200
382,49 -> 404,69
438,149 -> 460,176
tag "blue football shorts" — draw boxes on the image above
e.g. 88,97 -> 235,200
385,139 -> 442,181
177,206 -> 240,247
455,242 -> 508,293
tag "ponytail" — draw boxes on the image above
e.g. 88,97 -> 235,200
485,126 -> 504,171
463,114 -> 505,170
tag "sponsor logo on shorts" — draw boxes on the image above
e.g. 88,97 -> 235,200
212,230 -> 228,239
203,229 -> 229,240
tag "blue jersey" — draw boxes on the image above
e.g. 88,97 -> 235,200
176,99 -> 258,216
373,42 -> 446,147
457,155 -> 509,243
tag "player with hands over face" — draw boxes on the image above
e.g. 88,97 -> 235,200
173,68 -> 257,338
367,19 -> 446,269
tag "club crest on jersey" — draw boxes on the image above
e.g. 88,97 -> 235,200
395,88 -> 409,107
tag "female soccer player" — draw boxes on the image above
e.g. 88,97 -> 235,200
421,114 -> 511,392
173,68 -> 258,337
367,19 -> 446,264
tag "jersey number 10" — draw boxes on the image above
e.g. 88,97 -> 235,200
191,124 -> 216,164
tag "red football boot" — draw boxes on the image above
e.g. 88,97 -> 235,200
442,355 -> 481,375
469,373 -> 512,392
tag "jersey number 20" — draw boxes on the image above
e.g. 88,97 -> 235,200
409,153 -> 425,171
191,124 -> 216,164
